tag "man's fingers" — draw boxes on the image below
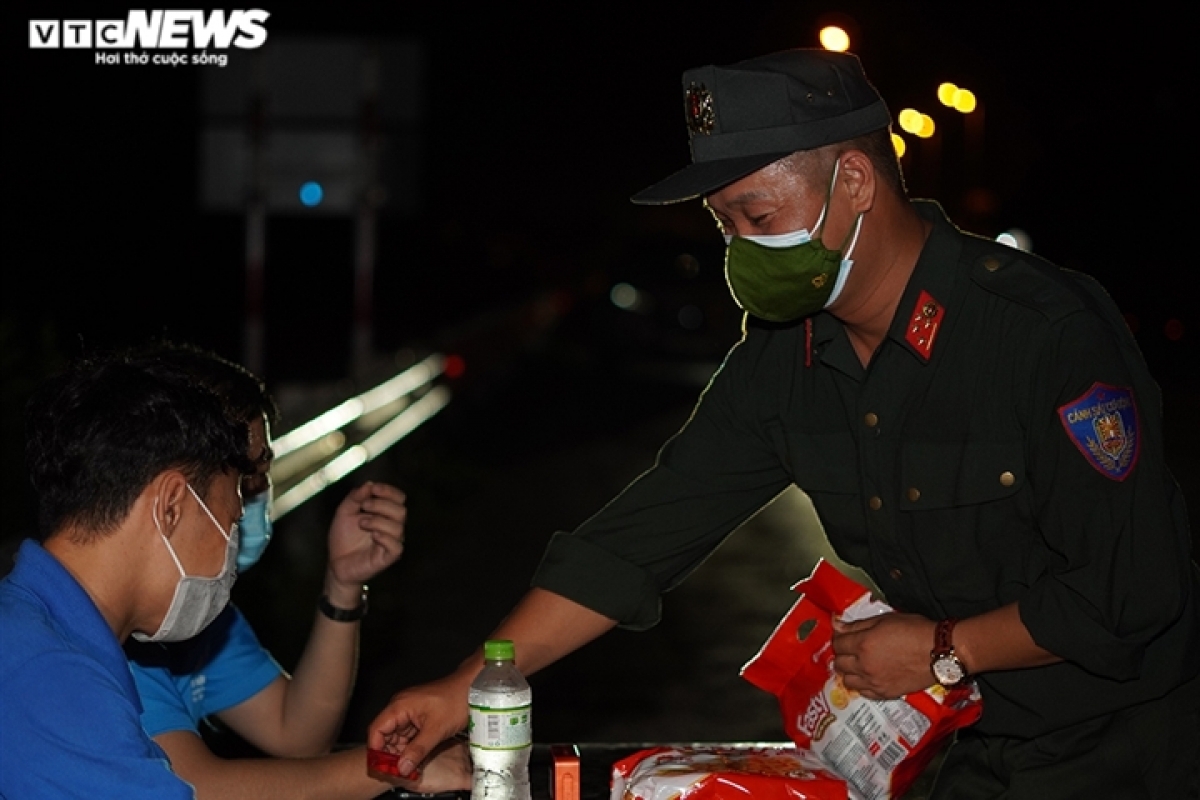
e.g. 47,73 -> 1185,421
392,730 -> 446,781
367,482 -> 406,504
831,629 -> 861,656
833,653 -> 858,677
346,482 -> 375,505
360,499 -> 407,529
370,530 -> 405,564
835,615 -> 881,634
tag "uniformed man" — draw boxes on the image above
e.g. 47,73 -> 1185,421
368,49 -> 1200,797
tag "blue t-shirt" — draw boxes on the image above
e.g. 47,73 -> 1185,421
0,540 -> 195,799
127,604 -> 283,738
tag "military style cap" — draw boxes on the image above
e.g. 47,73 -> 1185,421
631,49 -> 891,205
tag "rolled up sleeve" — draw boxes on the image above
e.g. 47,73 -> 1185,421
532,330 -> 792,629
1019,310 -> 1192,680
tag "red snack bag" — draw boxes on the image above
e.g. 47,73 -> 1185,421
741,560 -> 982,800
610,744 -> 849,800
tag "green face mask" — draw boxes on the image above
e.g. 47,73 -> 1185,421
722,162 -> 862,323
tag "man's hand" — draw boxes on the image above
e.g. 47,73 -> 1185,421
368,674 -> 471,783
831,612 -> 936,700
326,482 -> 406,589
406,738 -> 472,794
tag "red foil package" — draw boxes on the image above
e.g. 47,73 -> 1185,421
741,560 -> 983,800
610,745 -> 849,800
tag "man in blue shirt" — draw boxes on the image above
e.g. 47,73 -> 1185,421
124,344 -> 469,799
0,352 -> 250,798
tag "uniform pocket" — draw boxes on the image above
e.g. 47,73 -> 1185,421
898,440 -> 1025,510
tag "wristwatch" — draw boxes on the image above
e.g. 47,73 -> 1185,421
930,618 -> 968,687
319,585 -> 369,622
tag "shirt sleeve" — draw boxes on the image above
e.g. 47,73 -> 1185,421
1018,307 -> 1194,681
130,606 -> 283,738
0,650 -> 195,799
533,328 -> 793,629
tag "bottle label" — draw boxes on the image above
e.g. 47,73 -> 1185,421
469,703 -> 532,750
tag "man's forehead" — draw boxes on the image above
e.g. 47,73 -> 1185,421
709,188 -> 774,209
705,163 -> 800,209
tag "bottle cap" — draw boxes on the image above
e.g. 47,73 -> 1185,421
484,639 -> 516,661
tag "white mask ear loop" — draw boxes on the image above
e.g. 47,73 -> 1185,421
843,211 -> 864,261
824,211 -> 865,310
152,497 -> 187,578
187,484 -> 232,542
811,159 -> 841,236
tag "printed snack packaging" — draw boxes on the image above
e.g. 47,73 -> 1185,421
741,560 -> 983,800
610,744 -> 849,800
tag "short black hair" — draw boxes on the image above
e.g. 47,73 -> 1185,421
784,126 -> 907,199
130,341 -> 279,428
25,352 -> 252,542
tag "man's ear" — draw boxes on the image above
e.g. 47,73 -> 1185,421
151,471 -> 190,540
839,150 -> 876,215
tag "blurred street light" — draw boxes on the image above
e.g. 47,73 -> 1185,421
937,82 -> 978,114
937,82 -> 959,107
898,108 -> 923,134
891,133 -> 907,158
899,108 -> 938,139
819,26 -> 850,52
953,89 -> 977,113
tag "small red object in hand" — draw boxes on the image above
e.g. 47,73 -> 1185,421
367,747 -> 421,781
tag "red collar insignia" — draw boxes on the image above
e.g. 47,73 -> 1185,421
904,290 -> 943,360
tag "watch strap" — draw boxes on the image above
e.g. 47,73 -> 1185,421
931,617 -> 968,686
934,618 -> 958,655
319,585 -> 369,622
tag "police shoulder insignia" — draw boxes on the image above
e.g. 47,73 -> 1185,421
1057,382 -> 1140,481
684,82 -> 715,136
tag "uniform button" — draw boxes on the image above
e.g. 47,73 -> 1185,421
983,256 -> 1001,272
999,471 -> 1015,487
868,496 -> 883,511
907,487 -> 921,502
889,568 -> 904,581
864,412 -> 879,427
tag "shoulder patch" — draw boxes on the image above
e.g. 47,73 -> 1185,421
1057,382 -> 1139,481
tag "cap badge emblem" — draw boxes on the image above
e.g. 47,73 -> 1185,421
684,82 -> 715,136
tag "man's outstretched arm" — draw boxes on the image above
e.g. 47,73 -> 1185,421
367,587 -> 616,779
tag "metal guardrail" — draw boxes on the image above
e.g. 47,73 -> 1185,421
270,353 -> 450,520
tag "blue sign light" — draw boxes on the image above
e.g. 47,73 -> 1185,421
299,181 -> 324,207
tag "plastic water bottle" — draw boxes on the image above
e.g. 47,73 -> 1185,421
468,639 -> 532,800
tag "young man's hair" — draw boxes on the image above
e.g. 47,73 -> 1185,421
25,352 -> 252,542
131,341 -> 279,428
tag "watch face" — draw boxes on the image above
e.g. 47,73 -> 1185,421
933,655 -> 965,686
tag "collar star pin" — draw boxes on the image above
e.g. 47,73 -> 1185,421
905,290 -> 944,360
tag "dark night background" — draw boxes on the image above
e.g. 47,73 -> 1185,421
4,0 -> 1196,783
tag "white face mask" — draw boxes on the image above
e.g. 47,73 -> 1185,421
133,484 -> 239,643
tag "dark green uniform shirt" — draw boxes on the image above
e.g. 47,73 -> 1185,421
533,201 -> 1200,738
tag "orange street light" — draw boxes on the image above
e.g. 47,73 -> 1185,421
891,133 -> 907,158
953,88 -> 977,113
819,26 -> 850,52
937,83 -> 958,107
